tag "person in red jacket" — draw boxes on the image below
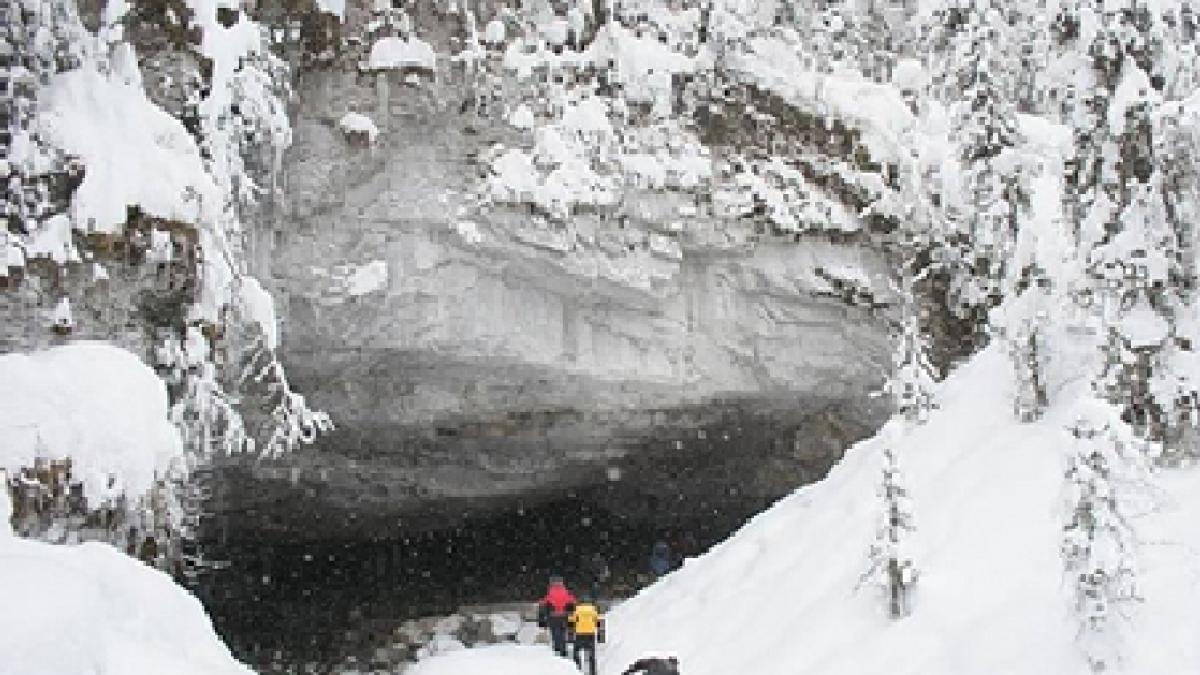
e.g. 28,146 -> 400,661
537,575 -> 577,657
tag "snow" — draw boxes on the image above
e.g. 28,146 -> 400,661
428,346 -> 1200,675
409,645 -> 581,675
25,214 -> 80,264
368,36 -> 437,71
315,0 -> 345,19
1,233 -> 24,273
490,149 -> 539,199
37,63 -> 219,233
485,19 -> 507,45
183,0 -> 293,325
487,612 -> 522,638
0,531 -> 253,675
591,24 -> 701,117
237,276 -> 280,349
51,297 -> 74,330
10,3 -> 1200,674
1119,298 -> 1170,349
508,103 -> 536,130
730,35 -> 915,160
541,18 -> 569,47
0,343 -> 184,508
892,58 -> 929,92
452,220 -> 485,245
345,259 -> 389,296
561,97 -> 612,136
339,112 -> 380,143
594,348 -> 1200,675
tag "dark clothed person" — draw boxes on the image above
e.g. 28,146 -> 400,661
649,541 -> 672,577
623,656 -> 680,675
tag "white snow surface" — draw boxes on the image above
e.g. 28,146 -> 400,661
237,276 -> 280,349
730,35 -> 915,160
409,645 -> 581,675
0,344 -> 249,675
0,521 -> 252,675
316,0 -> 345,19
595,348 -> 1200,675
345,259 -> 389,296
338,112 -> 380,142
368,36 -> 437,71
0,343 -> 184,507
436,348 -> 1200,675
38,61 -> 219,233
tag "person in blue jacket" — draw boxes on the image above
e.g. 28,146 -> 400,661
649,540 -> 672,577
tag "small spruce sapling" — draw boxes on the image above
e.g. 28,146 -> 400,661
884,271 -> 939,424
1062,402 -> 1143,672
861,446 -> 918,619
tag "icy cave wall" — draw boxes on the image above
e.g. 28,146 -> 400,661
218,0 -> 901,542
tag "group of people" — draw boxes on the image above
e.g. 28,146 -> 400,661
537,575 -> 680,675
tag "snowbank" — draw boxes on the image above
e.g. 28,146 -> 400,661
595,348 -> 1200,675
0,345 -> 248,675
409,645 -> 580,675
368,36 -> 436,71
0,343 -> 184,507
0,521 -> 252,675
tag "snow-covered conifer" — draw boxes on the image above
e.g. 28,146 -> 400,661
925,1 -> 1027,334
883,269 -> 939,424
1059,4 -> 1200,455
1062,400 -> 1145,672
862,446 -> 918,619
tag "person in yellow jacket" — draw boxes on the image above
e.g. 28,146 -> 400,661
568,597 -> 605,675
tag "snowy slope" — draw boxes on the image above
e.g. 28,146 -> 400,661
0,494 -> 252,675
0,343 -> 251,675
590,347 -> 1200,675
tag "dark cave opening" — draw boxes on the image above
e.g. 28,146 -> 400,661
195,487 -> 762,673
192,400 -> 885,672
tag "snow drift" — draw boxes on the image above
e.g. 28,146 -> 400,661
0,342 -> 251,675
409,645 -> 582,675
597,348 -> 1200,675
0,492 -> 252,675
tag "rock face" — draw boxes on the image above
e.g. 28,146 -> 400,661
216,2 -> 896,544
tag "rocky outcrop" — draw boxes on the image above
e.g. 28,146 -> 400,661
221,2 -> 896,542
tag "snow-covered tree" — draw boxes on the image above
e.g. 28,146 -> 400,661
953,6 -> 1024,309
1058,3 -> 1200,455
1,0 -> 87,236
888,310 -> 939,424
883,266 -> 939,424
1149,100 -> 1200,457
862,446 -> 918,619
1062,400 -> 1144,672
235,331 -> 334,457
1000,273 -> 1054,421
922,1 -> 1028,338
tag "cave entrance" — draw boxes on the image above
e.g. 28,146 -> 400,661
194,400 -> 883,673
195,487 -> 752,673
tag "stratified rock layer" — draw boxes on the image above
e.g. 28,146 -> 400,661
222,4 -> 894,543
